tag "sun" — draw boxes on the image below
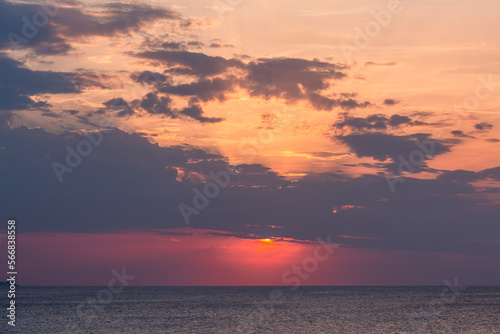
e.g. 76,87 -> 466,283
257,238 -> 278,249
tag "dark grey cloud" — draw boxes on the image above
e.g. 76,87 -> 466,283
0,1 -> 182,55
179,100 -> 224,123
0,53 -> 79,114
135,92 -> 223,123
0,54 -> 223,124
436,166 -> 500,184
229,164 -> 286,187
102,97 -> 135,118
451,130 -> 474,138
242,58 -> 370,110
209,42 -> 233,48
135,50 -> 244,77
475,122 -> 494,131
0,111 -> 13,127
436,170 -> 481,183
51,3 -> 179,37
70,69 -> 114,90
41,110 -> 61,118
158,42 -> 186,50
482,166 -> 500,181
336,132 -> 453,173
388,114 -> 411,126
158,77 -> 237,102
335,98 -> 371,110
334,113 -> 414,131
2,124 -> 499,256
0,125 -> 224,232
131,70 -> 169,85
383,98 -> 400,106
335,114 -> 389,131
62,109 -> 79,115
0,124 -> 275,232
337,133 -> 451,161
242,58 -> 343,100
133,51 -> 372,114
0,53 -> 112,126
140,38 -> 206,51
127,53 -> 371,123
187,41 -> 204,48
139,93 -> 175,117
0,0 -> 69,55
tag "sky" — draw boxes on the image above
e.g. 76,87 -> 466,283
0,0 -> 499,286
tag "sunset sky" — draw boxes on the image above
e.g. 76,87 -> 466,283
1,0 -> 499,286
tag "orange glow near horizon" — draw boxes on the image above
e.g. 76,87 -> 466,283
12,230 -> 313,286
8,229 -> 499,286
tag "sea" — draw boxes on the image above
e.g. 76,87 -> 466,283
2,286 -> 500,333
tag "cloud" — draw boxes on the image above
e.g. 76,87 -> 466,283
383,98 -> 400,106
436,166 -> 500,184
188,41 -> 204,48
141,39 -> 214,51
158,76 -> 237,102
138,93 -> 176,118
481,166 -> 500,181
130,70 -> 169,85
137,93 -> 224,123
0,1 -> 183,55
1,124 -> 499,256
62,109 -> 79,115
0,0 -> 69,55
337,133 -> 451,161
1,0 -> 498,261
334,113 -> 415,131
451,130 -> 474,138
133,51 -> 372,117
242,58 -> 344,102
209,42 -> 233,48
436,170 -> 481,183
240,57 -> 370,110
335,114 -> 389,131
0,124 -> 225,230
102,97 -> 135,118
475,122 -> 494,131
336,132 -> 453,173
157,41 -> 187,50
41,110 -> 61,118
0,110 -> 13,127
55,71 -> 224,124
56,3 -> 179,37
70,69 -> 114,89
178,100 -> 224,123
0,53 -> 115,126
135,50 -> 243,77
388,114 -> 412,126
0,53 -> 80,114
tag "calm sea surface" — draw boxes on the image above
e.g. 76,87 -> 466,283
3,286 -> 500,333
